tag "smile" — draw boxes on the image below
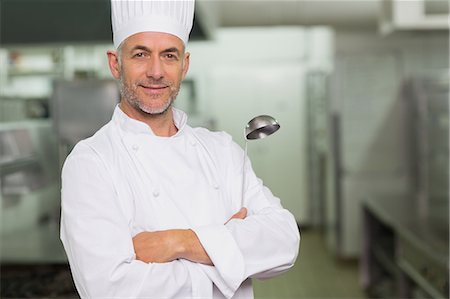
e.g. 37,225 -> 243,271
140,85 -> 169,95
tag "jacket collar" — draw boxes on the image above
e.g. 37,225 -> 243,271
112,104 -> 188,137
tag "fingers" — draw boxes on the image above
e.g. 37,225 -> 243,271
234,207 -> 247,219
225,207 -> 248,224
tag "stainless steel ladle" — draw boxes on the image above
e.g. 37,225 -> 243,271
241,115 -> 280,206
245,115 -> 280,140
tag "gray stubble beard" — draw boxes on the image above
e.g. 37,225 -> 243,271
119,78 -> 180,115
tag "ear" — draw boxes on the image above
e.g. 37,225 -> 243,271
181,52 -> 190,81
107,50 -> 121,79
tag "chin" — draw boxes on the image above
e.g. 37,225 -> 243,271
137,101 -> 173,115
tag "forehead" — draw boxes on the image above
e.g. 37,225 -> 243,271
122,31 -> 185,52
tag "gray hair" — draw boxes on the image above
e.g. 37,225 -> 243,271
116,43 -> 124,67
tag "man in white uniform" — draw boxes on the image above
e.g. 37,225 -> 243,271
60,0 -> 300,298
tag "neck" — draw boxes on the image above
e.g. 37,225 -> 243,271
119,101 -> 178,137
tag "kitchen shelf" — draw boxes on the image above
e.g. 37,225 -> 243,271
0,156 -> 39,175
398,259 -> 447,299
7,70 -> 61,77
361,196 -> 449,299
372,244 -> 398,277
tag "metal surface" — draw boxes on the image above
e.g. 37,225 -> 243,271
0,0 -> 210,45
403,71 -> 449,216
0,121 -> 62,263
51,79 -> 119,148
362,195 -> 449,298
245,115 -> 280,140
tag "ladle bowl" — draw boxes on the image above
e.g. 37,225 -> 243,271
245,115 -> 280,140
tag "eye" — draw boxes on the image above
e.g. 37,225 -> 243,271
163,53 -> 178,61
133,52 -> 147,58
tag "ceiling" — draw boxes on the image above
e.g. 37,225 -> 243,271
201,0 -> 449,31
0,0 -> 447,45
211,0 -> 381,29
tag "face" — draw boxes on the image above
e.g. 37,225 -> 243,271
107,32 -> 190,116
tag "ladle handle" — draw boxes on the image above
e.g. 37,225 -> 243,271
241,140 -> 248,207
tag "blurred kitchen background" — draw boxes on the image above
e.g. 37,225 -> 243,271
0,0 -> 448,298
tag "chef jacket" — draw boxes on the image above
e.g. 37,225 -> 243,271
60,105 -> 300,299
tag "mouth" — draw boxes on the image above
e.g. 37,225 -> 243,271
140,84 -> 169,95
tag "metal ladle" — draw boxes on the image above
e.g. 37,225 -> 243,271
241,115 -> 280,206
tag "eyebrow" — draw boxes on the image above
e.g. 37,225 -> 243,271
131,45 -> 151,52
161,47 -> 181,55
130,45 -> 181,55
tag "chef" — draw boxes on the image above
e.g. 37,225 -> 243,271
60,0 -> 300,298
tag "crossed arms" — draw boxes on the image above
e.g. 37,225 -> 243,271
132,208 -> 247,265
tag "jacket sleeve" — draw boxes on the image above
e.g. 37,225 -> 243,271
192,138 -> 301,298
60,144 -> 211,298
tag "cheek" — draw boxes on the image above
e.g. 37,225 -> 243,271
120,72 -> 139,89
167,66 -> 184,81
121,62 -> 145,79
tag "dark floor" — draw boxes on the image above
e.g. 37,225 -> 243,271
1,264 -> 77,298
253,229 -> 367,299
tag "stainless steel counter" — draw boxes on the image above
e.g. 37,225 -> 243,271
364,195 -> 448,263
361,195 -> 449,298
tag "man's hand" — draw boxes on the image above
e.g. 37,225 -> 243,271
132,230 -> 184,263
132,208 -> 247,265
225,207 -> 247,224
133,229 -> 214,265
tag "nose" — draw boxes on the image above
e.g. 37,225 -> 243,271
146,56 -> 164,80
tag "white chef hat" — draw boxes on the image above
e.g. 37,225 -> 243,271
111,0 -> 195,49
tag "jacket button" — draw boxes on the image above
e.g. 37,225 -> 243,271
153,190 -> 160,197
213,184 -> 220,190
132,144 -> 139,151
190,140 -> 197,146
